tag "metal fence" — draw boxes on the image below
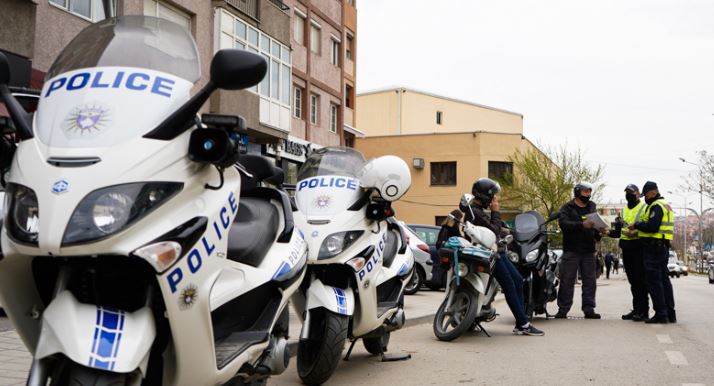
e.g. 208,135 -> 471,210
225,0 -> 258,19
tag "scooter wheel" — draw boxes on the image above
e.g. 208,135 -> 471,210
297,309 -> 349,386
363,331 -> 391,355
433,288 -> 478,341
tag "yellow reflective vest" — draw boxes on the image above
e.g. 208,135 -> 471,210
621,201 -> 646,241
639,198 -> 674,241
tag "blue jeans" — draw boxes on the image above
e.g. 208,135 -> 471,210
493,255 -> 528,327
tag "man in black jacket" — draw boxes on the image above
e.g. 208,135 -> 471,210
555,182 -> 607,319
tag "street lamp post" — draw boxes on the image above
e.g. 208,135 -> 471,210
668,191 -> 694,263
679,157 -> 705,269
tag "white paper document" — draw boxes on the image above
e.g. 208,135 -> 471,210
585,213 -> 609,230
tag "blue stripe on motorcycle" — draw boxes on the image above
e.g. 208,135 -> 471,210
88,307 -> 125,371
333,288 -> 348,315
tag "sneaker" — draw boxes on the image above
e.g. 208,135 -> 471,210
554,311 -> 568,319
668,310 -> 677,323
584,311 -> 601,319
632,312 -> 649,322
645,315 -> 668,324
513,324 -> 545,336
621,310 -> 636,320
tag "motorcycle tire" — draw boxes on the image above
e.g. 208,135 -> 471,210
403,268 -> 424,295
50,363 -> 131,386
297,309 -> 349,386
363,331 -> 390,355
433,288 -> 478,342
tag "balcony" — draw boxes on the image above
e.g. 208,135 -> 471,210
224,0 -> 258,20
268,0 -> 290,11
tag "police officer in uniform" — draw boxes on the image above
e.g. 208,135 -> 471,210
619,184 -> 650,321
630,181 -> 676,324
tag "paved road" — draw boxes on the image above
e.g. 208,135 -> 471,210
272,274 -> 714,386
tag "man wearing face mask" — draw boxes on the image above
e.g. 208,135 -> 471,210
629,181 -> 676,324
555,182 -> 607,319
618,184 -> 650,321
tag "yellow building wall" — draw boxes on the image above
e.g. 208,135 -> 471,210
355,89 -> 523,137
355,131 -> 536,225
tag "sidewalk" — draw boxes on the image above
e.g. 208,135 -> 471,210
0,288 -> 447,385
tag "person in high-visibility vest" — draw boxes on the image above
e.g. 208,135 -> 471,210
619,184 -> 650,321
629,181 -> 676,324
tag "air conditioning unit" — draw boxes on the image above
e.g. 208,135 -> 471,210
412,158 -> 425,169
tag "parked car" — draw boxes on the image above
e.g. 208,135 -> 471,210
408,224 -> 447,290
708,261 -> 714,284
676,260 -> 688,276
398,222 -> 433,295
667,257 -> 682,278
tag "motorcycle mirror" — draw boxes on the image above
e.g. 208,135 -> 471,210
502,234 -> 514,245
210,49 -> 267,91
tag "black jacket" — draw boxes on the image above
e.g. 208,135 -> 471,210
558,199 -> 601,253
634,194 -> 667,245
459,203 -> 508,238
436,225 -> 462,248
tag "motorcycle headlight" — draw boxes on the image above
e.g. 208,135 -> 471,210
456,262 -> 469,277
63,182 -> 183,246
4,183 -> 40,245
508,251 -> 519,264
526,249 -> 539,263
318,231 -> 364,260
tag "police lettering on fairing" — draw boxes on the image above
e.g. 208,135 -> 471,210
297,176 -> 358,192
357,232 -> 388,282
45,70 -> 175,98
166,192 -> 239,293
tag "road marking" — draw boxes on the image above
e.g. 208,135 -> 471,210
665,351 -> 688,366
656,334 -> 673,343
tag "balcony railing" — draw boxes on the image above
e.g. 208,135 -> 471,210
224,0 -> 258,20
268,0 -> 290,11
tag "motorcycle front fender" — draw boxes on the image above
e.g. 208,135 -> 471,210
305,278 -> 355,316
34,291 -> 156,374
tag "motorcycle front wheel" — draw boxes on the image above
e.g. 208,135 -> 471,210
49,362 -> 134,386
433,288 -> 479,341
297,309 -> 349,386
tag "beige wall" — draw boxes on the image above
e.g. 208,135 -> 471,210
355,131 -> 540,225
356,89 -> 523,137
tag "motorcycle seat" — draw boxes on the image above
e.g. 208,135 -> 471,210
382,230 -> 399,268
227,197 -> 279,267
239,155 -> 284,191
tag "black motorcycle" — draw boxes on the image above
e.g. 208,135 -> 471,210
508,211 -> 559,320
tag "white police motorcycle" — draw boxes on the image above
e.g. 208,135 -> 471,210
0,16 -> 307,386
292,147 -> 414,385
433,195 -> 512,341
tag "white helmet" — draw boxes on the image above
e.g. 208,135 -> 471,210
359,155 -> 411,201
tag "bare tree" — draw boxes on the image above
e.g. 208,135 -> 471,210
680,150 -> 714,202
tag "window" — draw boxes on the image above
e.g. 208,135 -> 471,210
50,0 -> 112,22
293,86 -> 303,119
436,111 -> 443,125
435,217 -> 447,227
144,0 -> 190,30
294,12 -> 305,45
430,162 -> 456,186
330,104 -> 338,133
345,33 -> 354,60
218,9 -> 292,131
310,94 -> 319,125
488,161 -> 513,184
310,21 -> 321,54
345,84 -> 354,109
330,38 -> 340,66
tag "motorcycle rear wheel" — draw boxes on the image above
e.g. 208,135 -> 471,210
433,288 -> 478,342
363,331 -> 391,355
297,309 -> 349,386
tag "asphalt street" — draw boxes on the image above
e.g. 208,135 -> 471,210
272,274 -> 714,386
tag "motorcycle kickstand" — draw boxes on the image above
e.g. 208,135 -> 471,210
343,339 -> 358,361
475,322 -> 492,337
379,342 -> 411,362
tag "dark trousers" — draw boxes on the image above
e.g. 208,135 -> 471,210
642,240 -> 675,318
606,263 -> 612,279
493,255 -> 528,327
621,240 -> 649,314
557,251 -> 597,314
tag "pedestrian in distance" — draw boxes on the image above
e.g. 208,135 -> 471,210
555,182 -> 609,320
613,254 -> 620,275
460,178 -> 544,336
628,181 -> 676,324
436,209 -> 463,249
605,252 -> 614,279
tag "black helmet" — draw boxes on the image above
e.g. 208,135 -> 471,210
573,182 -> 593,197
471,178 -> 501,209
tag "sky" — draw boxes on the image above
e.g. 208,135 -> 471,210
356,0 -> 714,209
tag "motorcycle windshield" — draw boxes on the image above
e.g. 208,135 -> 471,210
295,147 -> 366,217
35,16 -> 200,149
514,211 -> 544,241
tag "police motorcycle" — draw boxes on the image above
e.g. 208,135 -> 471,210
292,147 -> 414,385
433,194 -> 512,342
507,211 -> 560,320
0,16 -> 308,386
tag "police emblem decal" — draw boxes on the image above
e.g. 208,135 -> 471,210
64,103 -> 110,137
178,284 -> 198,310
314,195 -> 331,209
51,179 -> 70,194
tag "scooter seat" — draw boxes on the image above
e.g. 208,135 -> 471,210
227,197 -> 279,267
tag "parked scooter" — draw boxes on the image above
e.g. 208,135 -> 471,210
507,211 -> 560,320
433,195 -> 513,341
0,16 -> 308,386
292,147 -> 414,385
